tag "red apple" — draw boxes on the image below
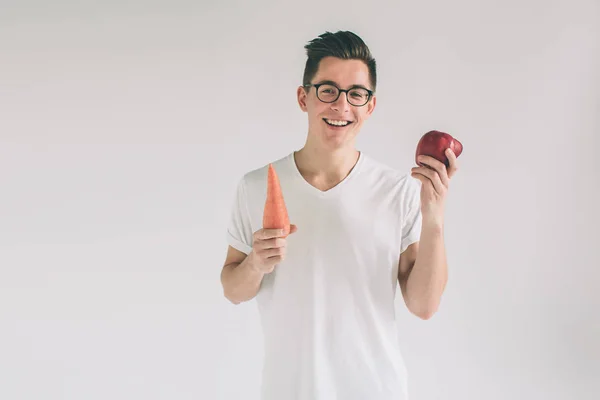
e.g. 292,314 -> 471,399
415,130 -> 463,168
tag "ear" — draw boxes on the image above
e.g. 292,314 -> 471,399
365,95 -> 377,117
297,86 -> 308,112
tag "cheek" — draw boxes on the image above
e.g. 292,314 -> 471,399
308,103 -> 328,118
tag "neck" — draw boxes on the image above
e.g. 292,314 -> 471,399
293,136 -> 360,188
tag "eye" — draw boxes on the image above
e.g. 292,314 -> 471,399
349,90 -> 366,99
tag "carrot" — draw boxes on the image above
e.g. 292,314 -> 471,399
263,163 -> 290,237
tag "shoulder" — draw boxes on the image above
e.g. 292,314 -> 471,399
358,152 -> 420,196
234,151 -> 295,194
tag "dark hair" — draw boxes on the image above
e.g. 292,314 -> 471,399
302,31 -> 377,92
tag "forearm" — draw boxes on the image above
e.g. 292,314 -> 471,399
406,219 -> 448,318
221,253 -> 265,304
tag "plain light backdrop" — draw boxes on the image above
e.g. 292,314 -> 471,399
1,1 -> 599,399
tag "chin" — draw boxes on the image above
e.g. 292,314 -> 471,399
320,128 -> 354,149
307,118 -> 358,149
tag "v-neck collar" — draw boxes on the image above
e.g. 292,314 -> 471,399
287,150 -> 365,198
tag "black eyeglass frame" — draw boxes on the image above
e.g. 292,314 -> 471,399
302,82 -> 374,107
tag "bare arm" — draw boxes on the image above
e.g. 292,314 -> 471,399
400,147 -> 459,319
398,220 -> 448,320
221,246 -> 266,304
220,225 -> 297,304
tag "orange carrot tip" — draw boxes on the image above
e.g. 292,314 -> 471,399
263,163 -> 290,236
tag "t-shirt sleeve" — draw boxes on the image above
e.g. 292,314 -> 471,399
226,177 -> 254,255
400,178 -> 422,254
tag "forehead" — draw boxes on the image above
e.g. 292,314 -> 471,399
312,56 -> 371,89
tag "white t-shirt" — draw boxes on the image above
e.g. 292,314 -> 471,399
226,150 -> 422,400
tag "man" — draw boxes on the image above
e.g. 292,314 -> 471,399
220,30 -> 459,400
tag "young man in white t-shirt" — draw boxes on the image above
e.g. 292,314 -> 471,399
220,30 -> 460,400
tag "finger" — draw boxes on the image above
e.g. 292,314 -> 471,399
417,155 -> 449,187
445,148 -> 459,179
256,237 -> 285,250
411,171 -> 436,197
262,246 -> 285,259
289,224 -> 298,234
411,171 -> 427,186
411,166 -> 445,195
256,228 -> 287,240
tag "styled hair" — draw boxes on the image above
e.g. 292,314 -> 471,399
302,31 -> 377,92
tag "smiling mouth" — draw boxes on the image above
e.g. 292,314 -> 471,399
323,118 -> 353,127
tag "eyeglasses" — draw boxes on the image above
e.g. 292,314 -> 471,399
303,82 -> 374,107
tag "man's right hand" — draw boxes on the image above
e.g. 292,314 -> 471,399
248,224 -> 298,274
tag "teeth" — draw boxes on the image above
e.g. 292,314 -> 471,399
325,119 -> 350,126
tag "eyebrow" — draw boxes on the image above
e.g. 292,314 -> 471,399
314,80 -> 371,91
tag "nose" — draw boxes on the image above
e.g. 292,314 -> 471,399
330,91 -> 351,113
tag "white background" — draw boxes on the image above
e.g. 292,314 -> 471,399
1,0 -> 599,399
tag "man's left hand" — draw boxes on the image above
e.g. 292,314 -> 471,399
410,148 -> 459,224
